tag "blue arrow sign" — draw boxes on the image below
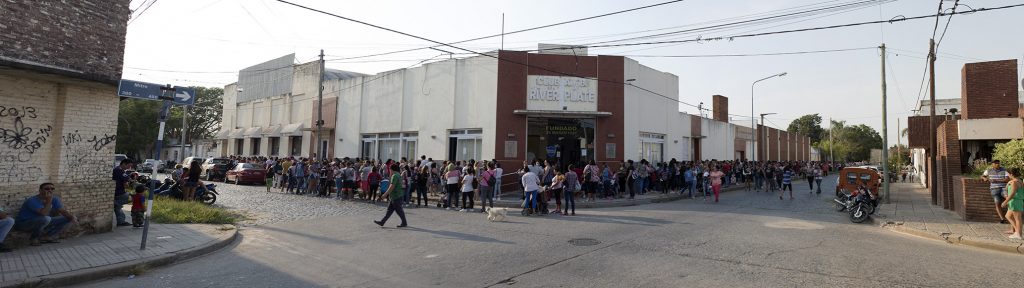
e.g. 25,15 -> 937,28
118,79 -> 196,106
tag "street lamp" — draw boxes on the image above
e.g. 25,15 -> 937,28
751,72 -> 786,161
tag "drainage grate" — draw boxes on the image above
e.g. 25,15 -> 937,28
568,238 -> 600,246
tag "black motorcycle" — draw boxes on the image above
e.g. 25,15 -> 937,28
154,178 -> 219,205
849,188 -> 875,223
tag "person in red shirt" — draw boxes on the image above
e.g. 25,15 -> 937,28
131,185 -> 147,228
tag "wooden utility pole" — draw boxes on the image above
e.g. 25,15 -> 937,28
881,43 -> 890,203
928,39 -> 938,205
316,49 -> 325,161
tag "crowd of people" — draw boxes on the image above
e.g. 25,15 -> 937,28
215,155 -> 845,215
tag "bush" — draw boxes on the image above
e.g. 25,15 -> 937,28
150,197 -> 238,224
993,139 -> 1024,172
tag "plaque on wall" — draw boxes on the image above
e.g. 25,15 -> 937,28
606,143 -> 616,159
505,141 -> 518,158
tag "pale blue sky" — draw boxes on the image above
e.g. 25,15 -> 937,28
123,0 -> 1024,144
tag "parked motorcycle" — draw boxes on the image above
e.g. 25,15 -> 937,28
154,178 -> 219,205
849,187 -> 875,223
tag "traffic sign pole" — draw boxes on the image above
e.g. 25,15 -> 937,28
141,85 -> 175,250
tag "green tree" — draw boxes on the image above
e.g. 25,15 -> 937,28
888,144 -> 910,172
787,114 -> 825,144
166,86 -> 223,143
817,120 -> 883,162
993,139 -> 1024,171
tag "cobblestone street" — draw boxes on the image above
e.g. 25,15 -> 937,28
210,182 -> 380,226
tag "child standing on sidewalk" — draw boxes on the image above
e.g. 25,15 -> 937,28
131,185 -> 147,228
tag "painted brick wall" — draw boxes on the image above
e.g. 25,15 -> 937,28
0,0 -> 130,85
960,59 -> 1019,120
0,74 -> 119,234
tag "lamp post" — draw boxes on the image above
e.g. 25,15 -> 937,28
751,72 -> 786,161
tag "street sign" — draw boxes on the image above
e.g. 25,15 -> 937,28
118,79 -> 196,106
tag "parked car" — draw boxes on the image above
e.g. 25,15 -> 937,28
225,163 -> 267,185
139,159 -> 165,173
114,154 -> 128,167
201,157 -> 233,181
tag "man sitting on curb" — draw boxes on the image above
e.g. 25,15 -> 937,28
0,206 -> 13,252
14,183 -> 78,246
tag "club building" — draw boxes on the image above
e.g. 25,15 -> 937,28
216,46 -> 811,168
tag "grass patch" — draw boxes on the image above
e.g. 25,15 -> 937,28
150,197 -> 238,224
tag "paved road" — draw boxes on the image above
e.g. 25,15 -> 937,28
80,176 -> 1024,287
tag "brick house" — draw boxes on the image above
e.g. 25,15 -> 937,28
907,59 -> 1022,221
0,1 -> 131,234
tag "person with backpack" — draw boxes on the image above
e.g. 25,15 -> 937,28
367,167 -> 381,202
583,160 -> 600,202
415,166 -> 430,207
478,162 -> 496,212
444,163 -> 461,210
601,163 -> 613,200
563,165 -> 578,215
616,163 -> 628,199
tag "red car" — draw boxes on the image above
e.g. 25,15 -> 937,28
225,163 -> 267,185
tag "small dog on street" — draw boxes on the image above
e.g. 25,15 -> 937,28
486,207 -> 508,222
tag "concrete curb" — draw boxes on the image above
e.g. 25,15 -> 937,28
3,224 -> 239,288
880,222 -> 1024,256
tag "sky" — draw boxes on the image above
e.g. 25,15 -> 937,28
122,0 -> 1024,145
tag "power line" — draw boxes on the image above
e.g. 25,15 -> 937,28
128,0 -> 159,25
934,0 -> 960,52
320,0 -> 687,61
620,47 -> 875,58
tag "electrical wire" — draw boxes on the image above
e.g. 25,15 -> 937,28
320,0 -> 687,61
128,0 -> 158,25
620,47 -> 875,58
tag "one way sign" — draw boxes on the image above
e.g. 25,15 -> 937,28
117,79 -> 196,106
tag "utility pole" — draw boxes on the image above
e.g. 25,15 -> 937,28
829,117 -> 834,162
928,39 -> 938,205
880,43 -> 890,203
316,49 -> 325,161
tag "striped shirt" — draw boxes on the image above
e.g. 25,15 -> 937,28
782,171 -> 793,184
984,168 -> 1008,189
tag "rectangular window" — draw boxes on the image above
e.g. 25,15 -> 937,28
251,139 -> 261,155
639,132 -> 665,163
235,139 -> 244,156
289,136 -> 302,156
361,132 -> 419,161
449,129 -> 482,162
269,137 -> 280,156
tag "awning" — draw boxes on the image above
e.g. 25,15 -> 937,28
213,129 -> 231,140
513,110 -> 613,118
244,127 -> 262,138
262,125 -> 282,136
228,128 -> 245,139
281,123 -> 304,136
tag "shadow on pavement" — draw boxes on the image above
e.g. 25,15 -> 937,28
402,227 -> 517,245
258,225 -> 351,245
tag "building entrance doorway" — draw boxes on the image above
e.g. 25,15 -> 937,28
527,118 -> 595,169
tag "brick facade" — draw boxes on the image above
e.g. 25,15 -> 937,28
0,1 -> 129,236
712,95 -> 728,122
935,119 -> 961,210
960,178 -> 1001,222
0,0 -> 130,85
960,59 -> 1019,120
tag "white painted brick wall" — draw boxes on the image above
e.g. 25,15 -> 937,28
0,73 -> 118,234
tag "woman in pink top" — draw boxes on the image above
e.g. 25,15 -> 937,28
709,167 -> 724,203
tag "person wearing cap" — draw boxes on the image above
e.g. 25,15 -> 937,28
982,160 -> 1011,224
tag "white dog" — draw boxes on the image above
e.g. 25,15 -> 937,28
486,207 -> 508,222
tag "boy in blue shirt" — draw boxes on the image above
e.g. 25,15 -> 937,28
780,169 -> 794,200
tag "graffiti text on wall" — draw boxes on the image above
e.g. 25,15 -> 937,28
0,116 -> 52,155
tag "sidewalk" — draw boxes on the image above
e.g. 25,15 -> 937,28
874,182 -> 1024,255
0,223 -> 237,288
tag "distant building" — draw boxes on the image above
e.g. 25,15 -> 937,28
0,1 -> 131,234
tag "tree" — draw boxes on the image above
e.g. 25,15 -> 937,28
787,114 -> 825,144
888,144 -> 910,172
115,86 -> 223,160
816,120 -> 883,162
